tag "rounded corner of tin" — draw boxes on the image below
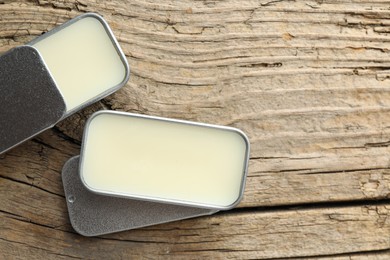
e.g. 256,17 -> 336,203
67,12 -> 106,26
86,12 -> 129,70
23,45 -> 43,61
18,45 -> 38,54
225,195 -> 245,210
68,216 -> 94,237
81,12 -> 111,29
81,12 -> 104,20
231,127 -> 251,152
62,155 -> 80,171
204,192 -> 245,211
86,110 -> 110,125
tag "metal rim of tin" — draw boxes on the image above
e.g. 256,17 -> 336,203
27,13 -> 130,118
79,110 -> 251,211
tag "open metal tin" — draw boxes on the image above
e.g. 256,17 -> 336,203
62,156 -> 217,236
79,110 -> 250,210
0,13 -> 129,154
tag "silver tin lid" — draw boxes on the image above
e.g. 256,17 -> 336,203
0,46 -> 66,154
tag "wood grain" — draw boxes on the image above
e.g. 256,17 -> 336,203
1,0 -> 390,258
2,204 -> 390,259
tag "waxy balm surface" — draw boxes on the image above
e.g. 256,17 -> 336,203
31,13 -> 128,113
80,111 -> 250,210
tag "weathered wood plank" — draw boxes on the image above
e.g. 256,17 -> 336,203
1,0 -> 390,258
1,204 -> 389,259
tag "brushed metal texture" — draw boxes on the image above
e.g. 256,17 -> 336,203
0,46 -> 66,154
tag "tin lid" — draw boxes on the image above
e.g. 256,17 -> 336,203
0,46 -> 66,154
62,156 -> 217,236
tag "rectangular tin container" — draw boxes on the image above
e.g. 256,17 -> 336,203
0,13 -> 129,154
79,110 -> 250,210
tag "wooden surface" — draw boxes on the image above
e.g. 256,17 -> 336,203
1,0 -> 390,259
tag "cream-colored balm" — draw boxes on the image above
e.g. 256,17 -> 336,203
80,111 -> 250,210
31,14 -> 128,112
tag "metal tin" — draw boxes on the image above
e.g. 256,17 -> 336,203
0,46 -> 66,154
79,110 -> 250,210
0,13 -> 129,154
27,13 -> 130,118
62,156 -> 217,236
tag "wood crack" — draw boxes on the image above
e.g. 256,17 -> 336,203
295,167 -> 390,176
260,0 -> 295,7
258,249 -> 390,260
34,0 -> 86,13
52,126 -> 81,146
1,210 -> 76,234
230,199 -> 390,215
0,175 -> 64,199
94,235 -> 171,244
30,138 -> 61,153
